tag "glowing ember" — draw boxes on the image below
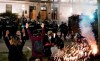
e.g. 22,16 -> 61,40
91,45 -> 98,55
53,14 -> 98,61
79,15 -> 98,57
52,42 -> 95,61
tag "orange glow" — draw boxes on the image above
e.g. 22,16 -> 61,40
91,45 -> 98,55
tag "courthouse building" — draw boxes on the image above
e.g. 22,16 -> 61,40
0,0 -> 54,20
0,0 -> 98,21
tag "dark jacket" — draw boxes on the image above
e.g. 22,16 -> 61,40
3,35 -> 26,61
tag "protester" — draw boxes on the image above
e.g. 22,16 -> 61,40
52,21 -> 58,33
26,23 -> 45,61
43,31 -> 53,60
3,29 -> 27,61
59,22 -> 68,40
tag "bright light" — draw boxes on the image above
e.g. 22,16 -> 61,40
91,45 -> 98,55
22,4 -> 25,10
61,0 -> 66,2
70,7 -> 73,14
53,42 -> 92,61
89,14 -> 94,19
51,9 -> 53,11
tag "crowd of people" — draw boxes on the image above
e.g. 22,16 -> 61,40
0,17 -> 66,61
0,15 -> 97,61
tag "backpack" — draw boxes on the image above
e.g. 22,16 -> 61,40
33,41 -> 44,53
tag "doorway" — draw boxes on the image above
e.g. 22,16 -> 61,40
40,5 -> 47,20
29,6 -> 36,20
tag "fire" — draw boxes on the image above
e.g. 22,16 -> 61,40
52,37 -> 98,61
91,45 -> 98,55
53,42 -> 92,61
79,14 -> 98,57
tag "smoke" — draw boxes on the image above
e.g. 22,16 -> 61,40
79,14 -> 98,55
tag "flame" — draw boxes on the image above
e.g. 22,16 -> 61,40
79,15 -> 98,56
91,45 -> 98,55
53,42 -> 92,61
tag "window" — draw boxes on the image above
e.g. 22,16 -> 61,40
41,6 -> 46,10
41,7 -> 46,10
6,4 -> 12,13
30,6 -> 36,12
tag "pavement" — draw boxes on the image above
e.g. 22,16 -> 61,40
0,39 -> 32,61
0,39 -> 32,52
0,36 -> 100,61
0,35 -> 70,61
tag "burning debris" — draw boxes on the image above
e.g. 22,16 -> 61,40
52,14 -> 98,61
53,41 -> 97,61
79,14 -> 98,55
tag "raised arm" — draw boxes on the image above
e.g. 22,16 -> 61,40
3,30 -> 10,49
26,23 -> 32,38
21,28 -> 27,47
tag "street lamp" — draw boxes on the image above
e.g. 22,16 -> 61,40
22,4 -> 25,17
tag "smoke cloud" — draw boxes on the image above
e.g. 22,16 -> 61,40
79,14 -> 98,55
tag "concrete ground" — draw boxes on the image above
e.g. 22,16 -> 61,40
0,39 -> 32,61
0,37 -> 100,61
0,36 -> 70,61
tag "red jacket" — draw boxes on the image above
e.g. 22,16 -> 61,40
27,28 -> 45,57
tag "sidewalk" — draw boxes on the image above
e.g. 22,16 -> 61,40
0,39 -> 32,52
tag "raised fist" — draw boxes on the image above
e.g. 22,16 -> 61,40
41,23 -> 44,28
26,23 -> 29,29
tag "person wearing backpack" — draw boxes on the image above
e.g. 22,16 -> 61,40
26,23 -> 45,61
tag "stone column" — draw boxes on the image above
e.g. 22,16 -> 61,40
97,0 -> 100,53
47,3 -> 51,20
